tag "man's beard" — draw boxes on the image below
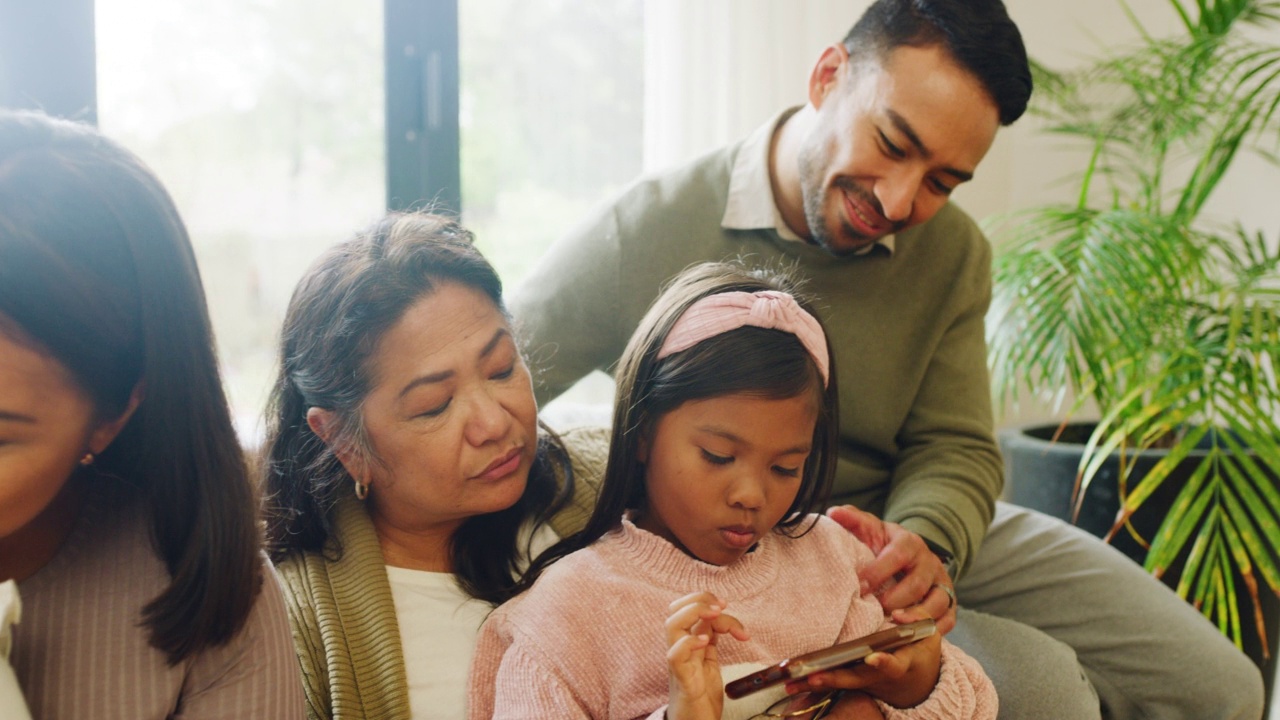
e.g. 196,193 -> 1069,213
800,171 -> 905,258
801,177 -> 873,257
797,147 -> 876,258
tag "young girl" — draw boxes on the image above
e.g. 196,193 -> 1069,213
468,262 -> 996,720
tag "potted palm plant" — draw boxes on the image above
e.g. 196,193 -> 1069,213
987,0 -> 1280,662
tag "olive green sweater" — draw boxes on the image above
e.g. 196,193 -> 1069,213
274,426 -> 609,720
511,139 -> 1003,575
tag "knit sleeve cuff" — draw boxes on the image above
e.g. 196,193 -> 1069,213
875,643 -> 997,720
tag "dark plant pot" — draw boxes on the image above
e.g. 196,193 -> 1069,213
999,422 -> 1280,676
999,422 -> 1175,561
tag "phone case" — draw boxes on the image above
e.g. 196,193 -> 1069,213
723,618 -> 937,699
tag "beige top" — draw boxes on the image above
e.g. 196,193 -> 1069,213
11,485 -> 305,719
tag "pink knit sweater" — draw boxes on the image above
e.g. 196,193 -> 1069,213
468,515 -> 996,720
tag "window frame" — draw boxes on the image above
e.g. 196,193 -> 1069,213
0,0 -> 98,124
385,0 -> 460,213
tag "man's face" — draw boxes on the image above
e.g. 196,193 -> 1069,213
797,43 -> 1000,255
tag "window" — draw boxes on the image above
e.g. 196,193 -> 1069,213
8,0 -> 645,430
96,0 -> 387,434
457,0 -> 643,287
459,0 -> 643,415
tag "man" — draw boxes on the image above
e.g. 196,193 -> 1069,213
512,0 -> 1265,717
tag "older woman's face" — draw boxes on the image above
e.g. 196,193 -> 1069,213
357,281 -> 538,539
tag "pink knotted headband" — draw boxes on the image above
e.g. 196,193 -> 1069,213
656,290 -> 830,386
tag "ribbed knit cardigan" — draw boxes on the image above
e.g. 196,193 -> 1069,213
274,425 -> 610,720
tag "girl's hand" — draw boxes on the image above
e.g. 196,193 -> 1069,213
664,591 -> 751,720
782,609 -> 942,710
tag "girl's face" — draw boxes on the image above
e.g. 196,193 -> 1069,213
0,328 -> 101,539
635,391 -> 819,566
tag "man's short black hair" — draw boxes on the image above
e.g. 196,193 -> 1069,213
843,0 -> 1032,125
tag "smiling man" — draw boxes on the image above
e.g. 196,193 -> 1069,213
780,42 -> 997,255
511,1 -> 1264,718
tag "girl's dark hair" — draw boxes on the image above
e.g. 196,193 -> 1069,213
0,110 -> 261,664
262,211 -> 572,604
520,261 -> 839,590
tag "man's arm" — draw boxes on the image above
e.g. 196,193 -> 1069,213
882,234 -> 1002,579
832,215 -> 1001,630
511,204 -> 628,406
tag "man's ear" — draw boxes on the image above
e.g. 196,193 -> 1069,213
87,381 -> 145,455
808,43 -> 850,110
307,407 -> 367,482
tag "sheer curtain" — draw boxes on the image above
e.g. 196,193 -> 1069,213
642,0 -> 865,174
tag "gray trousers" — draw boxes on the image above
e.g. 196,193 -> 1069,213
949,502 -> 1266,720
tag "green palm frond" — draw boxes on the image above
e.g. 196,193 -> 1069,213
1169,0 -> 1280,36
987,0 -> 1280,653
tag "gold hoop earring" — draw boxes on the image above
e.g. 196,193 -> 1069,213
79,452 -> 96,466
353,479 -> 368,500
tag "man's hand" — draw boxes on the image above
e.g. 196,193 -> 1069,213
826,506 -> 957,634
664,591 -> 750,720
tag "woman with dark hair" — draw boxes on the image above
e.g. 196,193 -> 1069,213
262,211 -> 606,719
469,262 -> 996,720
0,110 -> 304,717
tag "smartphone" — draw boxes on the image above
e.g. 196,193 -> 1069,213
723,618 -> 937,699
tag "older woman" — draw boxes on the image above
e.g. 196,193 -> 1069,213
0,110 -> 304,717
262,212 -> 607,719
